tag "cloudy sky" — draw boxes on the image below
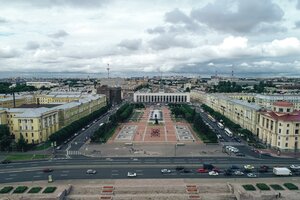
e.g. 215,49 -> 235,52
1,0 -> 300,77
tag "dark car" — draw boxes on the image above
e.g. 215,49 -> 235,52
203,163 -> 215,170
182,169 -> 193,173
176,166 -> 185,171
43,168 -> 54,173
258,165 -> 269,173
224,169 -> 233,176
235,153 -> 245,157
231,165 -> 240,170
0,160 -> 11,164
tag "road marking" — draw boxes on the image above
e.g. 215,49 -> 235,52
60,174 -> 68,176
136,170 -> 143,172
33,175 -> 41,178
5,178 -> 13,180
31,164 -> 38,166
36,172 -> 43,174
9,174 -> 17,176
137,173 -> 143,176
62,170 -> 69,173
112,173 -> 119,176
112,170 -> 119,172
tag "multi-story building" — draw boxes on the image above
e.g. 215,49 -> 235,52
0,94 -> 106,144
258,101 -> 300,151
26,81 -> 59,89
255,94 -> 300,110
133,92 -> 190,103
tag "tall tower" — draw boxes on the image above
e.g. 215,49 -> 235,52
106,63 -> 110,79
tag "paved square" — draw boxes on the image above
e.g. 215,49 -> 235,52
110,106 -> 201,144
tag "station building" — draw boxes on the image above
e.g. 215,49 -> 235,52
133,92 -> 190,103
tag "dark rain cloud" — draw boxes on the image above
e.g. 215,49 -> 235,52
191,0 -> 284,33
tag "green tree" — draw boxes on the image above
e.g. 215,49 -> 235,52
16,134 -> 28,152
0,125 -> 13,151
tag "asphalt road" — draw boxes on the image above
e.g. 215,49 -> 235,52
1,156 -> 300,183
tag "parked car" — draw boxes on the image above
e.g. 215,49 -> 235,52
176,166 -> 185,171
258,165 -> 269,173
244,165 -> 255,170
43,168 -> 53,173
230,165 -> 240,170
161,169 -> 171,174
234,171 -> 244,176
224,169 -> 233,176
247,173 -> 257,178
290,165 -> 300,170
86,169 -> 97,174
196,168 -> 208,173
208,171 -> 219,176
127,172 -> 137,177
182,169 -> 193,173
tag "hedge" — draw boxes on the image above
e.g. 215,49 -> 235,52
28,187 -> 42,193
270,184 -> 284,190
0,186 -> 13,194
256,183 -> 270,191
284,183 -> 298,190
242,184 -> 256,191
13,186 -> 28,193
43,187 -> 57,193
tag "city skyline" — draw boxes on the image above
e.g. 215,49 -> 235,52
1,0 -> 300,77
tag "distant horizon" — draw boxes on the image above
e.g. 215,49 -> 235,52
0,71 -> 299,80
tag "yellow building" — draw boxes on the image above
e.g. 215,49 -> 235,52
0,94 -> 107,144
258,101 -> 300,151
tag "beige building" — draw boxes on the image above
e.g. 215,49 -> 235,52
0,94 -> 106,144
258,101 -> 300,151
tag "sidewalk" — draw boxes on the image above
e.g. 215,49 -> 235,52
259,148 -> 300,159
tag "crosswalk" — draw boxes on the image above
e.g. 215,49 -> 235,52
67,150 -> 82,155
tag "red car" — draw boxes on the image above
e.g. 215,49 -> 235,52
43,168 -> 53,173
196,168 -> 208,173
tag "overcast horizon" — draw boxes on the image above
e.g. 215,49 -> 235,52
1,0 -> 300,77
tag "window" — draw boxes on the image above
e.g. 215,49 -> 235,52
25,133 -> 28,137
285,143 -> 288,147
279,123 -> 282,126
279,108 -> 283,112
296,123 -> 300,127
287,109 -> 290,112
31,119 -> 33,123
296,137 -> 298,141
278,136 -> 281,140
19,126 -> 22,130
278,142 -> 280,146
279,129 -> 281,133
18,119 -> 21,123
286,137 -> 289,141
287,130 -> 289,134
295,130 -> 299,134
32,133 -> 34,137
287,124 -> 290,127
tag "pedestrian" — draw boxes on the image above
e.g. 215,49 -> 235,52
279,192 -> 281,198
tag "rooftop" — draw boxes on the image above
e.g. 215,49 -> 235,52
273,101 -> 293,107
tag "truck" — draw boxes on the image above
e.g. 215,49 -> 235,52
273,167 -> 292,176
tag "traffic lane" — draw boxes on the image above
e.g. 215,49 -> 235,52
0,167 -> 294,184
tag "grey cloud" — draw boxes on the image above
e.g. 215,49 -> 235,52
0,0 -> 108,9
253,23 -> 287,34
295,21 -> 300,29
118,39 -> 142,50
297,0 -> 300,9
48,30 -> 69,38
191,0 -> 284,33
0,48 -> 20,58
51,41 -> 64,47
149,34 -> 194,50
0,17 -> 8,23
25,41 -> 40,50
147,26 -> 166,34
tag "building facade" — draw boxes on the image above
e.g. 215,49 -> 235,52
133,92 -> 190,103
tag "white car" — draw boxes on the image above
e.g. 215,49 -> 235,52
127,172 -> 137,177
247,173 -> 257,178
86,169 -> 97,174
208,171 -> 219,176
234,171 -> 244,176
161,169 -> 171,174
290,165 -> 300,170
244,165 -> 255,170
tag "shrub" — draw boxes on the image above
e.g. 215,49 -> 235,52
28,187 -> 42,193
0,186 -> 13,194
284,183 -> 298,190
43,187 -> 57,193
270,184 -> 284,190
256,183 -> 270,191
13,186 -> 28,193
242,184 -> 256,191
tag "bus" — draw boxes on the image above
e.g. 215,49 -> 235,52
217,122 -> 224,129
224,128 -> 233,137
207,114 -> 216,122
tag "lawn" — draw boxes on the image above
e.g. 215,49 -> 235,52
256,183 -> 271,191
28,187 -> 43,193
270,184 -> 284,190
242,184 -> 256,191
32,141 -> 51,150
5,154 -> 50,161
43,187 -> 57,193
13,186 -> 28,194
0,186 -> 13,194
284,183 -> 298,190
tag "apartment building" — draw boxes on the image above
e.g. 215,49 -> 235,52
0,94 -> 106,144
255,94 -> 300,110
258,101 -> 300,151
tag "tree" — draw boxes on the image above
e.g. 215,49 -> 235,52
0,125 -> 13,151
16,134 -> 28,152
